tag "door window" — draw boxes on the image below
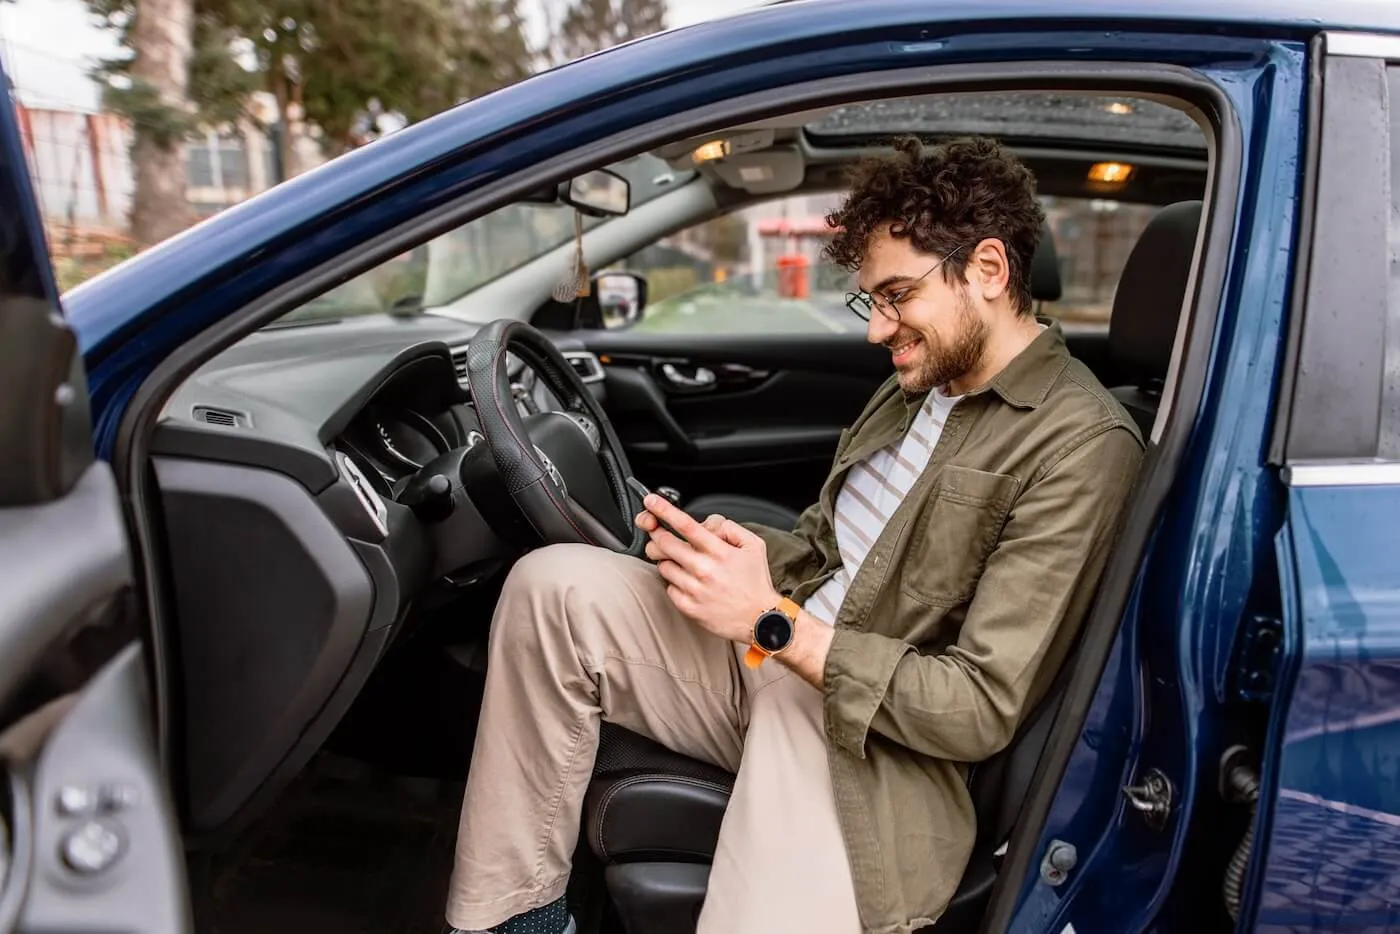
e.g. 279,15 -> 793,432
612,192 -> 866,335
610,192 -> 1160,334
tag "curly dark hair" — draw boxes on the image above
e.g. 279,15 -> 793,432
823,136 -> 1045,315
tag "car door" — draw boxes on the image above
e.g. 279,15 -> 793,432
0,76 -> 190,931
1250,34 -> 1400,932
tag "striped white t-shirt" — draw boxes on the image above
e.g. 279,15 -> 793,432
802,387 -> 962,625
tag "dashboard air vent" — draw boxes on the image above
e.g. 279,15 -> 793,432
193,406 -> 246,428
451,345 -> 469,383
562,351 -> 605,384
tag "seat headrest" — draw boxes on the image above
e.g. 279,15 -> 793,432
1109,200 -> 1202,385
1030,221 -> 1061,302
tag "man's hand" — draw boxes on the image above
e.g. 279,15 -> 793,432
634,495 -> 781,645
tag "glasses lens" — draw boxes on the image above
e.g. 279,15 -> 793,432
846,293 -> 872,321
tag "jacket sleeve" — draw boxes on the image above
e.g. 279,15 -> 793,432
822,425 -> 1144,762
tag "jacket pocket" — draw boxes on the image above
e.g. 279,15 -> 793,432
899,465 -> 1020,607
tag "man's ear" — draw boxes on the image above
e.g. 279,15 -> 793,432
967,237 -> 1011,303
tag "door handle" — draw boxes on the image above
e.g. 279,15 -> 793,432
659,363 -> 716,389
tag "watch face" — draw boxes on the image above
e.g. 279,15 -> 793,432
753,610 -> 794,652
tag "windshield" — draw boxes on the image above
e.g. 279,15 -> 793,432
273,153 -> 693,326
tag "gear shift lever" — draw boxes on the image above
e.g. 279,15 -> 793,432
655,486 -> 682,507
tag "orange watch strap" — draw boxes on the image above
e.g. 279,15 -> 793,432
744,597 -> 801,668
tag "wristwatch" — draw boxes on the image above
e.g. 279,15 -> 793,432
744,596 -> 801,669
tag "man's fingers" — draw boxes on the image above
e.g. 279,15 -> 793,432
646,528 -> 697,568
702,514 -> 726,533
655,558 -> 700,597
714,517 -> 756,548
643,494 -> 717,550
634,510 -> 658,532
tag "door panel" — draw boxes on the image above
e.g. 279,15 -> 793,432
0,59 -> 189,933
577,331 -> 890,511
0,465 -> 190,934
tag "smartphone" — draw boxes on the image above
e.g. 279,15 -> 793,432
626,477 -> 686,541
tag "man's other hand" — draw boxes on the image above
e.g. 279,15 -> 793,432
635,496 -> 781,644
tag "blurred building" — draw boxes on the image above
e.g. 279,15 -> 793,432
15,91 -> 324,239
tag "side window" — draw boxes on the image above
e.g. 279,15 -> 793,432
1276,48 -> 1398,463
613,192 -> 865,335
1383,64 -> 1400,459
609,192 -> 1161,335
1042,196 -> 1159,328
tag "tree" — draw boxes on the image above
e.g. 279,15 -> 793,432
90,0 -> 536,190
88,0 -> 200,246
552,0 -> 667,65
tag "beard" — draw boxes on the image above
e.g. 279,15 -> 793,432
888,289 -> 988,394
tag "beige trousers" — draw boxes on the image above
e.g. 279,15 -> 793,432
446,543 -> 861,933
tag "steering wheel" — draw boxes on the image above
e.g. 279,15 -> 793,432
463,319 -> 646,557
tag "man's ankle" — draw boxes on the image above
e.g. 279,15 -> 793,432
446,895 -> 574,934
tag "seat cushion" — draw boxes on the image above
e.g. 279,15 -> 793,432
585,723 -> 733,864
683,493 -> 801,531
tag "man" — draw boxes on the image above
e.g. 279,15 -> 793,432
445,136 -> 1145,934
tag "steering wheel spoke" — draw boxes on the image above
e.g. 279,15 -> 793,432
463,320 -> 647,557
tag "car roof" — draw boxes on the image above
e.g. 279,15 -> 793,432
750,0 -> 1400,35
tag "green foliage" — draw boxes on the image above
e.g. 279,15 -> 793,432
86,0 -> 534,155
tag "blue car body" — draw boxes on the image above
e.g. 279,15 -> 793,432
3,1 -> 1399,931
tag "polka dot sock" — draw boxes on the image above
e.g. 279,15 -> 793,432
450,896 -> 572,934
497,896 -> 570,934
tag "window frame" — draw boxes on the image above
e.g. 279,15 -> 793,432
1271,33 -> 1400,468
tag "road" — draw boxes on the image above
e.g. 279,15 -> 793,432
631,288 -> 867,336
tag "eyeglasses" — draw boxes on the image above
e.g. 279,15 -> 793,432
845,246 -> 966,322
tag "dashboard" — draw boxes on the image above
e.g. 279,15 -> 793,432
147,313 -> 604,840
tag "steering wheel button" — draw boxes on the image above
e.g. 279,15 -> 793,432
61,820 -> 125,874
56,785 -> 97,817
99,783 -> 141,812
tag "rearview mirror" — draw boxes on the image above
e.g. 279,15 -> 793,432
562,169 -> 630,217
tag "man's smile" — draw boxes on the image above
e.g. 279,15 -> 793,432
890,336 -> 922,365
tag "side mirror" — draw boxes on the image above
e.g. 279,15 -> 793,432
561,169 -> 630,217
594,271 -> 648,329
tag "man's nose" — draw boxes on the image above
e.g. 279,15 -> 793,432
866,310 -> 898,345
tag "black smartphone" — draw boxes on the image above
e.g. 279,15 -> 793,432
626,477 -> 686,541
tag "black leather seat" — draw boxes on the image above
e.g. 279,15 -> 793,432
586,203 -> 1200,934
685,221 -> 1065,532
1106,200 -> 1201,435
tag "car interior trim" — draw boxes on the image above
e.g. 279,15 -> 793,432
150,456 -> 381,838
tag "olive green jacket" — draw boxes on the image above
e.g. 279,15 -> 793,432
748,323 -> 1144,933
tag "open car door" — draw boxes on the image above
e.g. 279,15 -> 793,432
0,74 -> 190,931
